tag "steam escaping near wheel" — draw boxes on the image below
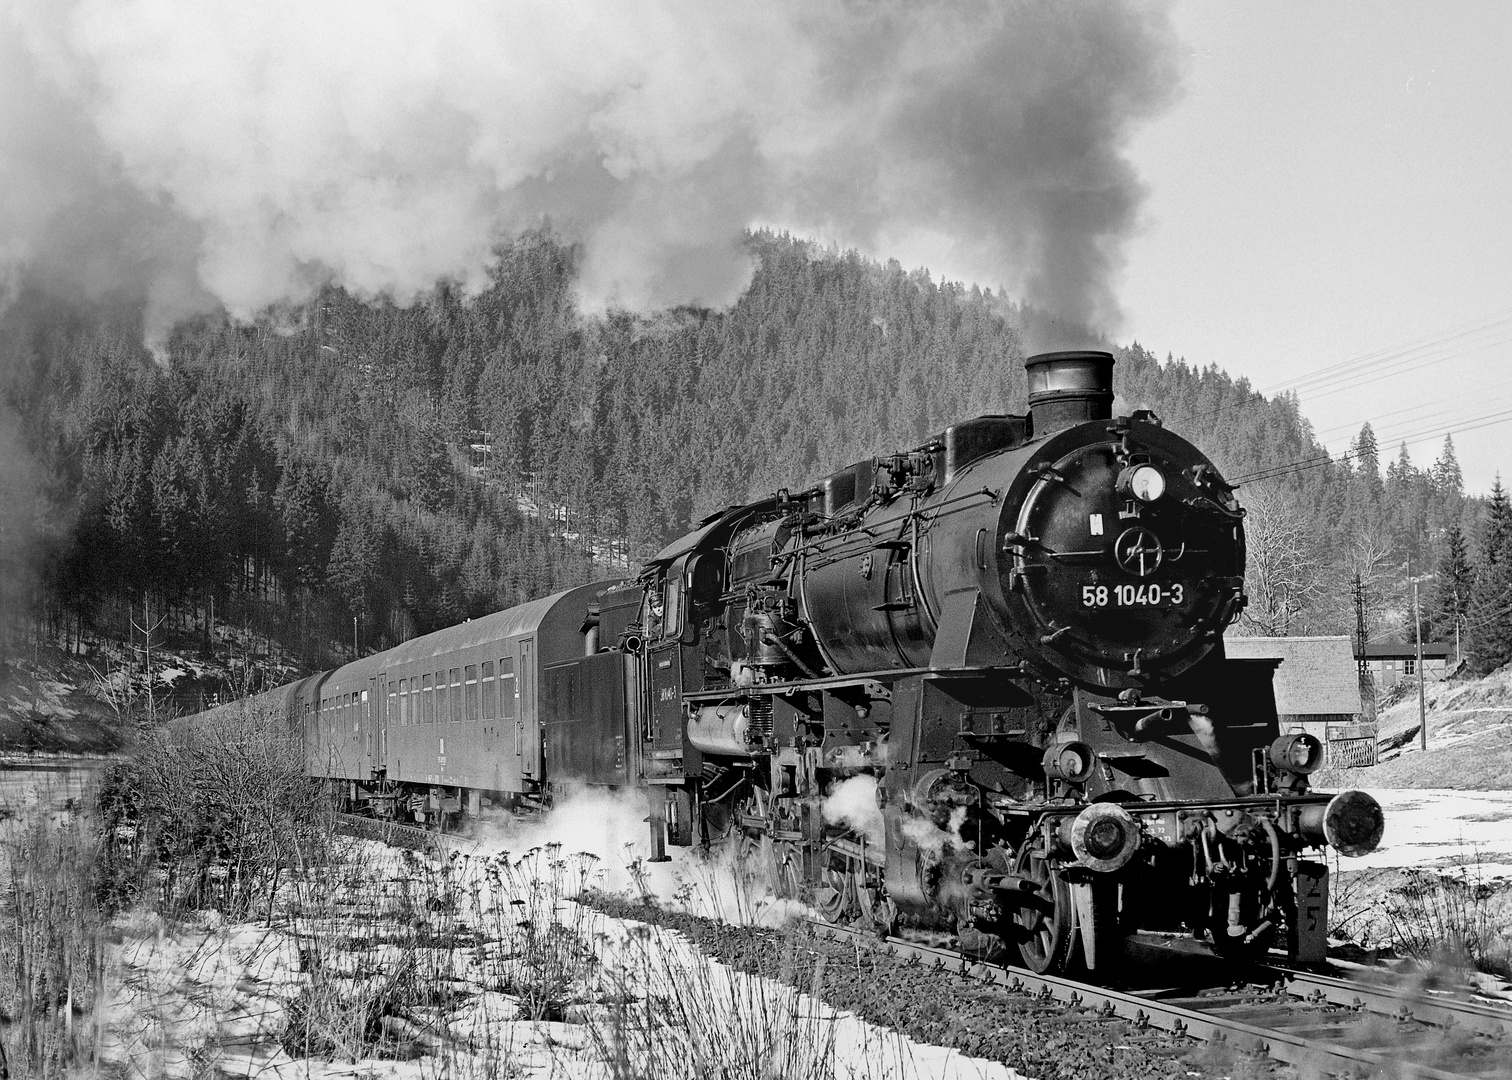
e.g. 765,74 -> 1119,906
820,775 -> 884,848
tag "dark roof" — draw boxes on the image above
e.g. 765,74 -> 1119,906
1356,641 -> 1453,660
1224,636 -> 1362,715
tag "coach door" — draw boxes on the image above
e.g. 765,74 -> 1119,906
374,672 -> 388,775
363,676 -> 383,779
518,639 -> 540,780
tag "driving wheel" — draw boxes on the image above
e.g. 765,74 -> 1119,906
1012,847 -> 1074,974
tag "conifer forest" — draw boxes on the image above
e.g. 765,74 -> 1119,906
1,232 -> 1504,680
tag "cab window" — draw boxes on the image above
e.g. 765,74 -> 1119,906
662,556 -> 687,639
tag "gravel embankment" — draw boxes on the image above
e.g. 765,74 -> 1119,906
584,895 -> 1277,1080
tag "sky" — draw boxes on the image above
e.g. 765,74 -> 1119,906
1117,1 -> 1512,496
4,2 -> 1508,496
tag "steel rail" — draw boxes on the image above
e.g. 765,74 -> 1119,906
1264,964 -> 1512,1040
335,812 -> 451,851
808,922 -> 1496,1080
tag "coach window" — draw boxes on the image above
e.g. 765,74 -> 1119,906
464,665 -> 479,721
398,679 -> 409,726
481,661 -> 496,720
499,657 -> 517,720
450,669 -> 463,722
422,674 -> 434,724
387,681 -> 396,723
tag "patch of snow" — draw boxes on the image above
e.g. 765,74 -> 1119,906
1342,789 -> 1512,877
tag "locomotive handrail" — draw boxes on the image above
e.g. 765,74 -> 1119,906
769,485 -> 999,566
681,673 -> 903,702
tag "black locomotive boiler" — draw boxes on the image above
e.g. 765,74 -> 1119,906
192,350 -> 1384,975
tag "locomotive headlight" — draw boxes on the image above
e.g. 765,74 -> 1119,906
1121,464 -> 1167,503
1269,733 -> 1324,775
1041,740 -> 1098,785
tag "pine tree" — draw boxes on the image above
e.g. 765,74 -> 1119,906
1467,476 -> 1512,673
1351,422 -> 1383,504
1481,477 -> 1512,566
1432,435 -> 1464,495
1430,524 -> 1473,660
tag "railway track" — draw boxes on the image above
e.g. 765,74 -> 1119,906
809,922 -> 1512,1079
346,817 -> 1510,1076
334,812 -> 452,851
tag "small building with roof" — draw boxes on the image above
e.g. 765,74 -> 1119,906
1355,641 -> 1455,692
1224,635 -> 1373,765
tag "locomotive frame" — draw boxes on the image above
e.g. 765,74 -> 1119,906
192,350 -> 1384,976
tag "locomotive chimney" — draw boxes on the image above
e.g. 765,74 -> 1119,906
1024,350 -> 1115,432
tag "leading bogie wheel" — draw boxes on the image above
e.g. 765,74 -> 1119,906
1072,877 -> 1126,975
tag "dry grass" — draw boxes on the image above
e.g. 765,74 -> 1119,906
0,808 -> 108,1078
271,841 -> 610,1071
589,925 -> 846,1080
1382,855 -> 1512,978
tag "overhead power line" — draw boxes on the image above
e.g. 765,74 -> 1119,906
1231,403 -> 1512,486
1165,306 -> 1512,431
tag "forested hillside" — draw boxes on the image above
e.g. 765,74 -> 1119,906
0,231 -> 1501,688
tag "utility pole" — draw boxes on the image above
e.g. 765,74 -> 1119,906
354,616 -> 359,659
1413,574 -> 1427,752
1353,571 -> 1367,677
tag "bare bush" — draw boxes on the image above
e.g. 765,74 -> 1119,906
96,702 -> 335,920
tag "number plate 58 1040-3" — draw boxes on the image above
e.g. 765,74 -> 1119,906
1081,582 -> 1185,608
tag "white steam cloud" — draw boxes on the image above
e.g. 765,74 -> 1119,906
469,788 -> 814,927
0,0 -> 1179,338
822,774 -> 885,848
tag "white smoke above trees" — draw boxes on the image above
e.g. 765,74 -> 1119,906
0,0 -> 1180,339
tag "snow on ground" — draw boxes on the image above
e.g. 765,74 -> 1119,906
1345,789 -> 1512,876
97,847 -> 1021,1080
14,766 -> 1512,1075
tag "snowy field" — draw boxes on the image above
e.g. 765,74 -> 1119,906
7,765 -> 1510,1078
1348,788 -> 1512,876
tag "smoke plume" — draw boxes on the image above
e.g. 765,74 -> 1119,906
0,0 -> 1179,336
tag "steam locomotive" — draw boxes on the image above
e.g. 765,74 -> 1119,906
200,350 -> 1384,975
